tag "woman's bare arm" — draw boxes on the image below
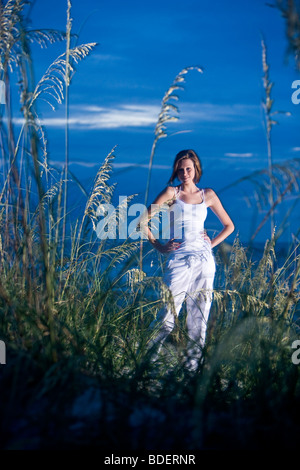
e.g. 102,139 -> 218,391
140,186 -> 180,253
204,188 -> 235,248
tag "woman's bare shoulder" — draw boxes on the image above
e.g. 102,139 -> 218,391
150,185 -> 177,206
203,187 -> 216,197
166,185 -> 180,197
157,185 -> 176,199
203,188 -> 218,206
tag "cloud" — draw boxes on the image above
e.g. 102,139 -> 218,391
224,152 -> 254,158
11,101 -> 260,131
292,147 -> 300,152
13,104 -> 160,130
49,159 -> 170,170
180,102 -> 260,123
112,162 -> 171,169
89,53 -> 125,62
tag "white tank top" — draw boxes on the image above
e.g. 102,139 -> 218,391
167,185 -> 211,258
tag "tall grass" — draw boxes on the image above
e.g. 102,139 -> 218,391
144,66 -> 203,208
0,0 -> 299,450
140,65 -> 202,271
275,0 -> 300,70
261,36 -> 291,238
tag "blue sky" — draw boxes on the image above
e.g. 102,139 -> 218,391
12,0 -> 300,243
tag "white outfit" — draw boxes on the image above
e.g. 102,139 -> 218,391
148,186 -> 216,369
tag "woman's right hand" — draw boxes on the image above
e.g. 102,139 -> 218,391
157,238 -> 181,254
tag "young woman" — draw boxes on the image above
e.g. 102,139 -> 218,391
145,149 -> 234,370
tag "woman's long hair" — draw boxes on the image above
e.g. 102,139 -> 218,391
168,149 -> 203,184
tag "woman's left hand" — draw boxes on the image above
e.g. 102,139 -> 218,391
203,232 -> 212,246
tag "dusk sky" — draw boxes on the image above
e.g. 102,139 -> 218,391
12,0 -> 300,244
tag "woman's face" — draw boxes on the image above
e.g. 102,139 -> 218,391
177,158 -> 195,184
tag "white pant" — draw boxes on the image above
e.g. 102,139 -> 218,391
148,250 -> 215,369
